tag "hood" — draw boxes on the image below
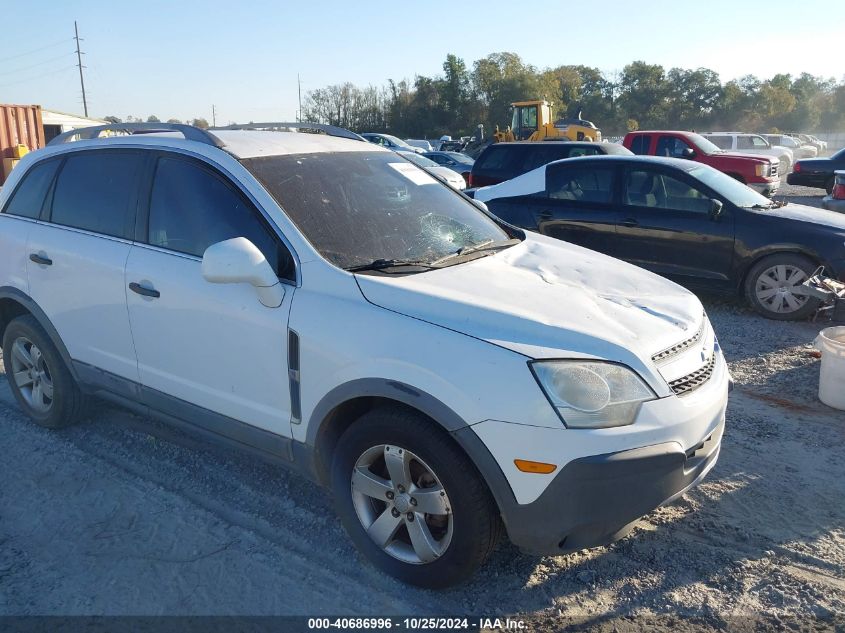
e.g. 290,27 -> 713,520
720,151 -> 771,164
430,166 -> 465,189
355,233 -> 704,370
751,202 -> 845,231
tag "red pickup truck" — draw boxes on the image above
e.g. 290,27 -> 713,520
623,131 -> 780,196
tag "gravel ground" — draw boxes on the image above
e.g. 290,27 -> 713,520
1,188 -> 843,630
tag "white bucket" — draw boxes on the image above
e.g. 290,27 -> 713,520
814,326 -> 845,411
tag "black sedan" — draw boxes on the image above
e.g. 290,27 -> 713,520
787,148 -> 845,193
473,155 -> 845,320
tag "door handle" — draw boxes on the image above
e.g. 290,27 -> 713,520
621,218 -> 639,228
129,282 -> 160,299
29,253 -> 52,266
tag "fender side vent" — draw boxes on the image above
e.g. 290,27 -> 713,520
288,329 -> 301,424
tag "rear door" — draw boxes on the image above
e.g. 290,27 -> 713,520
27,149 -> 145,382
489,161 -> 621,254
613,164 -> 735,287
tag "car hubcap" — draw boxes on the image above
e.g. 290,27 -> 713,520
755,264 -> 809,314
351,444 -> 453,565
9,337 -> 54,412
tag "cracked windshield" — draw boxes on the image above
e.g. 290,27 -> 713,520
243,151 -> 513,270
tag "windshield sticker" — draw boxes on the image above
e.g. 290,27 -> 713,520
388,162 -> 438,186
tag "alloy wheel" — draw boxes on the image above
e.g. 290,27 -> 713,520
351,444 -> 453,565
9,336 -> 54,412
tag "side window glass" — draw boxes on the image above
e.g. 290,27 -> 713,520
752,136 -> 768,148
148,156 -> 294,280
521,146 -> 561,173
2,159 -> 60,219
630,135 -> 651,155
546,165 -> 614,203
737,136 -> 754,150
704,136 -> 723,149
656,137 -> 691,158
625,170 -> 711,213
51,151 -> 144,238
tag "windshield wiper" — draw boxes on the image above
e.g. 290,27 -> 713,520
346,258 -> 441,273
431,238 -> 522,266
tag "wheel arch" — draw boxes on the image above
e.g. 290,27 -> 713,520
0,287 -> 78,381
305,378 -> 517,515
737,247 -> 824,294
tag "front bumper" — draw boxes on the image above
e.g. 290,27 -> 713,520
457,347 -> 730,556
749,177 -> 780,196
501,418 -> 723,555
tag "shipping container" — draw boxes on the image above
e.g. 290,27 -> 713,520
1,104 -> 45,184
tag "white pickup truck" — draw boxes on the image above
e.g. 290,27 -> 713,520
703,132 -> 794,174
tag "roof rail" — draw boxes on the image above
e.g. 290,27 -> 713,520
211,121 -> 366,142
48,122 -> 225,148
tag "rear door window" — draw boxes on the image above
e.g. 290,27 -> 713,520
520,145 -> 571,173
546,164 -> 615,203
49,151 -> 145,239
737,136 -> 754,150
2,158 -> 61,219
474,146 -> 516,172
629,135 -> 651,155
147,155 -> 294,280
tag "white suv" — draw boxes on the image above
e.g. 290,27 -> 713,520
703,132 -> 794,174
0,123 -> 729,588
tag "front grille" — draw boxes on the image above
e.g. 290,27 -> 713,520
771,163 -> 779,178
668,353 -> 716,396
652,317 -> 706,364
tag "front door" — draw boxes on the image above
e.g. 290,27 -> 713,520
614,166 -> 735,288
125,153 -> 297,437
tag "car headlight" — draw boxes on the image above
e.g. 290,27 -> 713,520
530,361 -> 656,429
755,163 -> 768,177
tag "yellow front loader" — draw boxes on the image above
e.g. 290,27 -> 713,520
493,100 -> 601,143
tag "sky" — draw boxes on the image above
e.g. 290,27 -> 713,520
3,0 -> 843,124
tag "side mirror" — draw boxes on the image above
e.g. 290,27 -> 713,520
202,237 -> 284,308
682,148 -> 696,159
709,199 -> 724,220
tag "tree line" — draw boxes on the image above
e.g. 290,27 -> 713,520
300,52 -> 845,139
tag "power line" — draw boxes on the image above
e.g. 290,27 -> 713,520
0,52 -> 74,76
0,65 -> 76,89
0,38 -> 72,63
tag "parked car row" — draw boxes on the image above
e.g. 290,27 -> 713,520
702,132 -> 794,174
623,131 -> 781,196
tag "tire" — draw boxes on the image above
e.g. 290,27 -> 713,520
743,253 -> 820,321
2,315 -> 86,428
331,406 -> 501,588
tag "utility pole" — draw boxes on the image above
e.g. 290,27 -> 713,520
297,74 -> 302,122
74,21 -> 88,117
212,104 -> 217,127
